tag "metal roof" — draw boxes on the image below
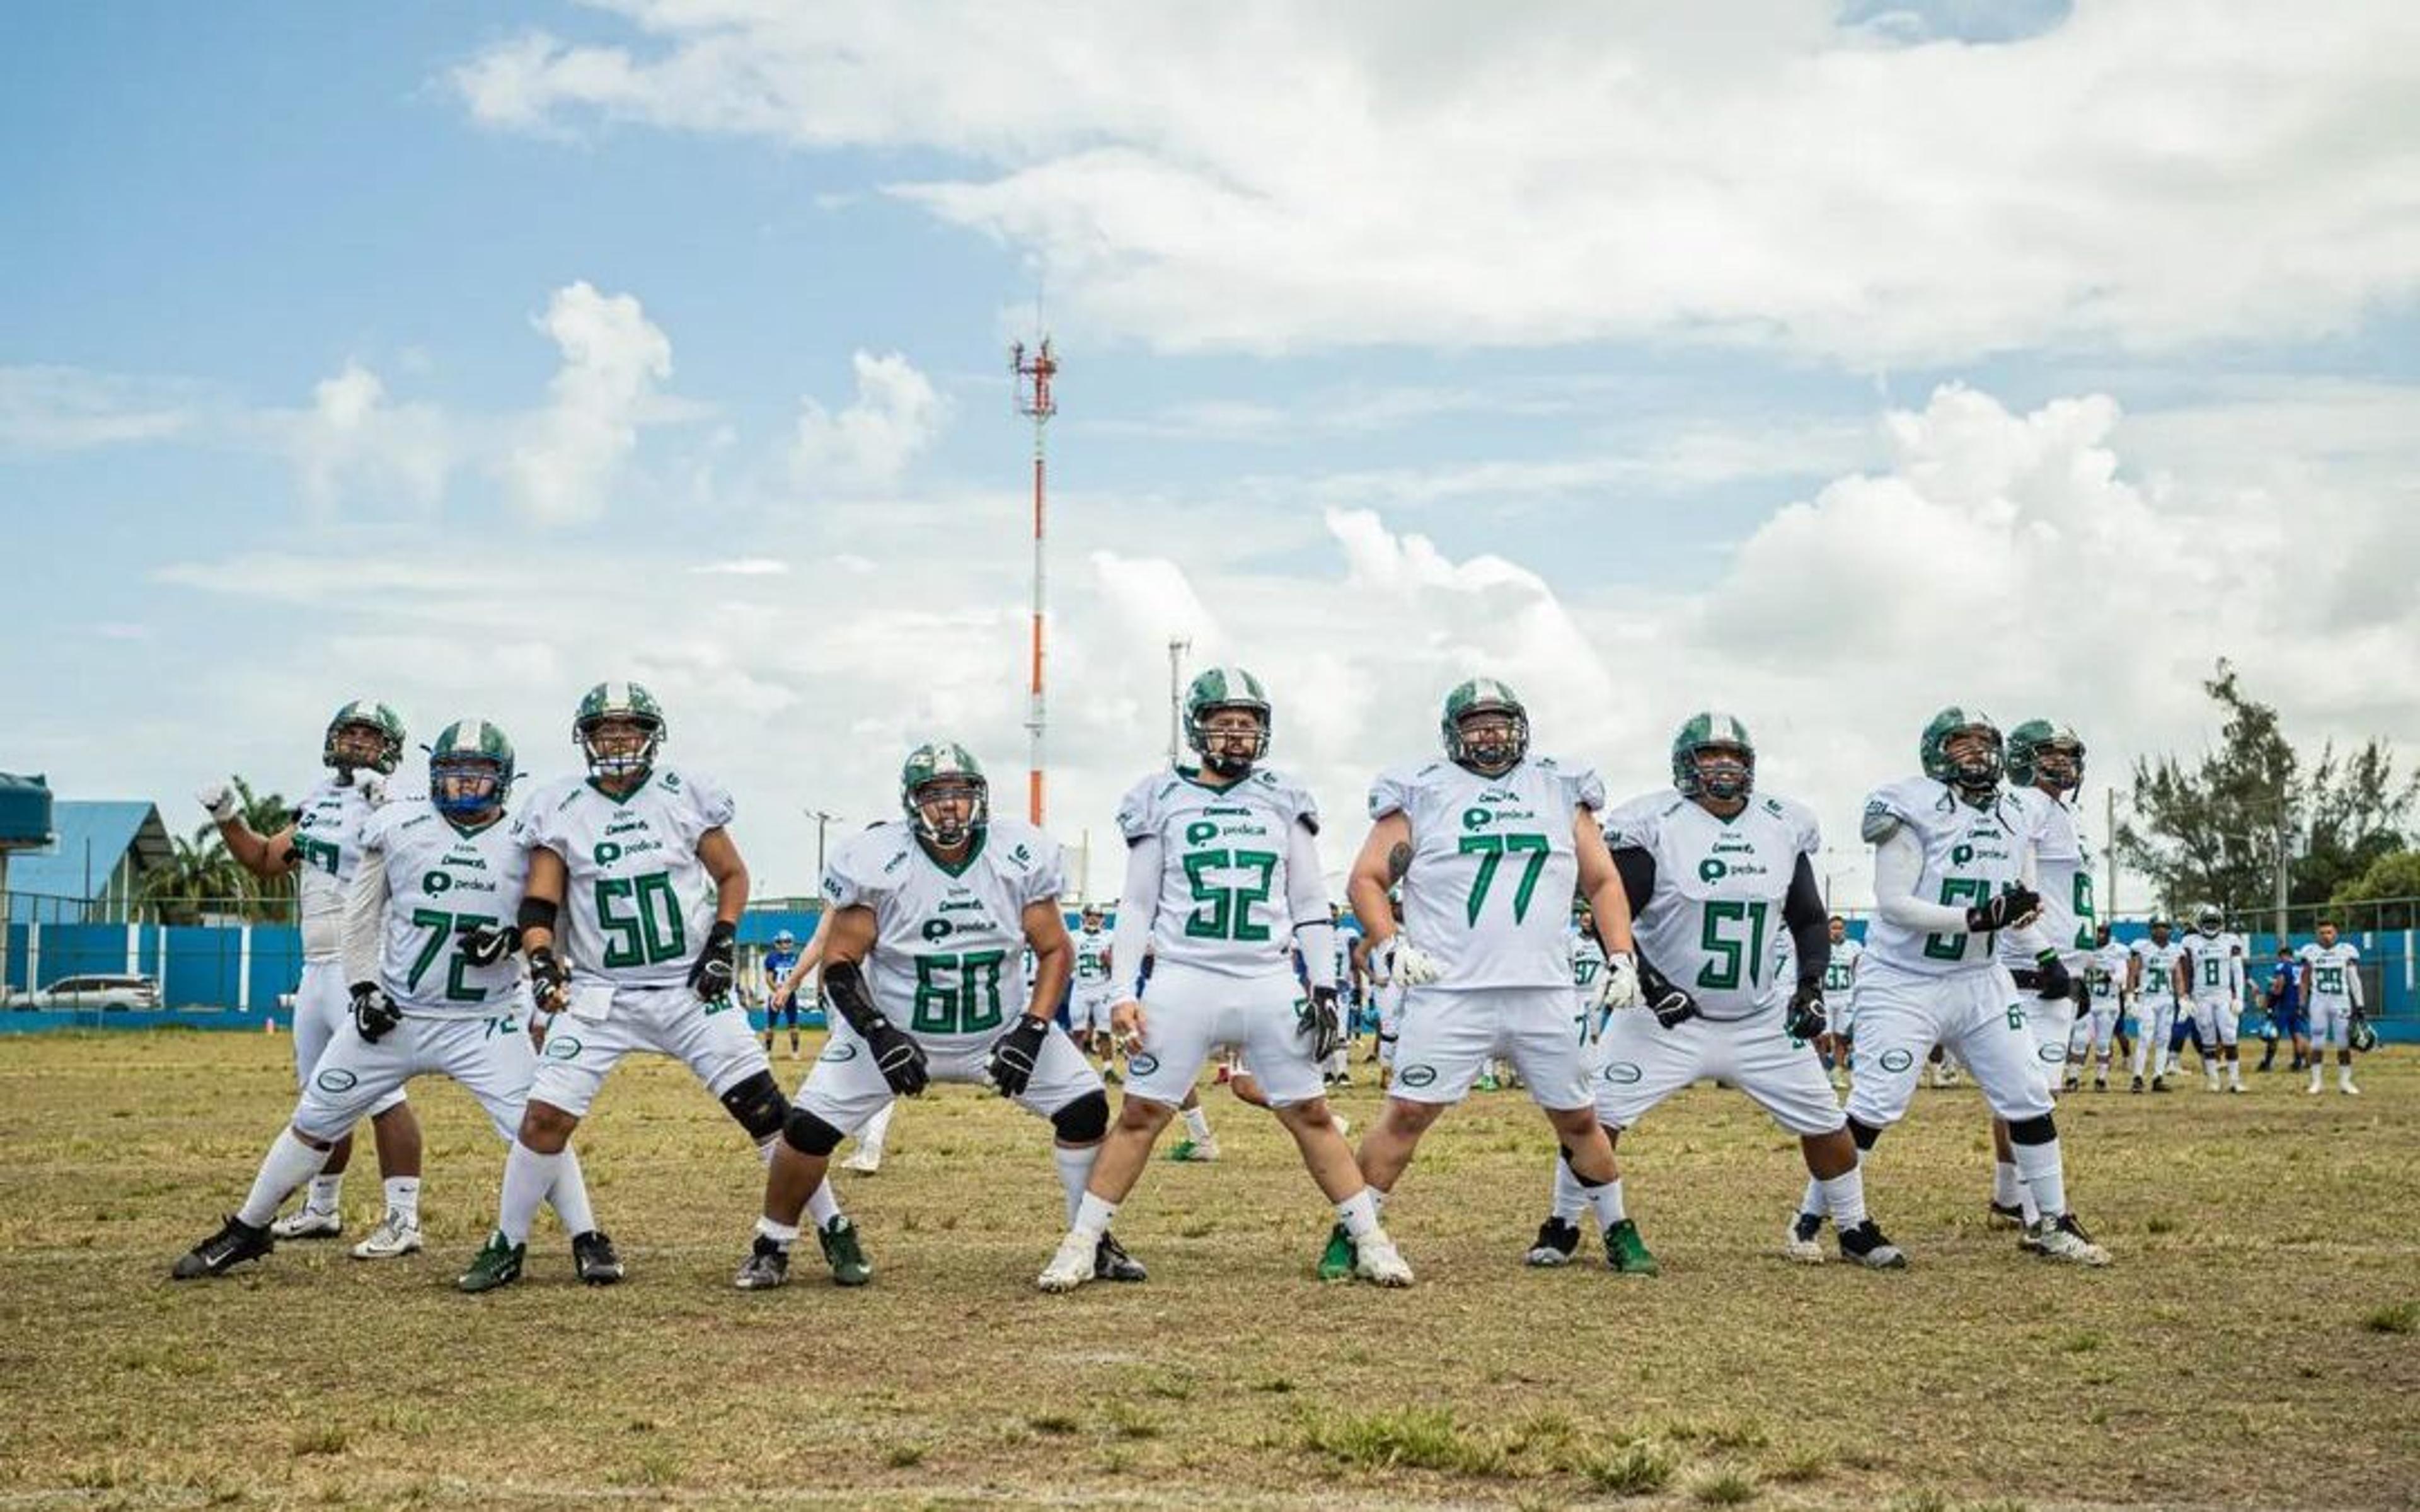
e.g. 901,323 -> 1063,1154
5,801 -> 174,902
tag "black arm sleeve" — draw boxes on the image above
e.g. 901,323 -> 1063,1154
823,960 -> 887,1037
1611,847 -> 1657,920
1784,854 -> 1830,989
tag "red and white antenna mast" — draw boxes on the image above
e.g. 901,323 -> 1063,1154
1010,335 -> 1057,827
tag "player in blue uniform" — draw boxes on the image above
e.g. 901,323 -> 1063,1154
762,929 -> 805,1060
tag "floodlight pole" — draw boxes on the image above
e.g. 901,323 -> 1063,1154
1167,637 -> 1192,768
1011,338 -> 1057,827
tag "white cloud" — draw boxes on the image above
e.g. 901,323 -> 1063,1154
690,558 -> 792,576
449,3 -> 2420,364
505,282 -> 674,523
791,350 -> 945,490
0,366 -> 201,454
285,361 -> 452,516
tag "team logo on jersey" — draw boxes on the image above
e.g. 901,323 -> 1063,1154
1698,858 -> 1727,883
314,1067 -> 359,1093
1396,1063 -> 1438,1088
922,918 -> 954,942
1127,1053 -> 1161,1077
1600,1061 -> 1644,1085
821,1041 -> 859,1062
423,869 -> 453,895
1878,1048 -> 1915,1073
2037,1043 -> 2065,1065
544,1036 -> 583,1060
1951,844 -> 1976,866
1461,807 -> 1492,831
1186,820 -> 1219,846
594,841 -> 623,866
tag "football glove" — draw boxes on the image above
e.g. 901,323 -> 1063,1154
2032,951 -> 2073,1001
1601,951 -> 1640,1012
1392,940 -> 1444,987
196,781 -> 242,823
986,1015 -> 1052,1098
1784,982 -> 1826,1043
527,945 -> 571,1015
687,920 -> 738,1002
1966,885 -> 2043,934
1637,958 -> 1698,1029
350,982 -> 401,1043
1299,986 -> 1345,1062
866,1017 -> 931,1096
457,920 -> 516,968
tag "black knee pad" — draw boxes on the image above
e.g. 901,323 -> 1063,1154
2006,1111 -> 2058,1145
1051,1090 -> 1110,1144
718,1070 -> 788,1142
1848,1116 -> 1884,1151
781,1106 -> 846,1156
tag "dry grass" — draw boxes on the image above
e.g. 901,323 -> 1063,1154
2,1030 -> 2416,1509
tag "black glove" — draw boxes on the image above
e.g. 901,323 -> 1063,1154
986,1014 -> 1052,1099
1783,981 -> 1826,1043
1965,885 -> 2042,933
2032,953 -> 2073,1001
527,944 -> 570,1014
687,920 -> 737,1002
350,982 -> 401,1042
1639,958 -> 1699,1029
852,1016 -> 924,1095
2070,976 -> 2093,1014
1300,986 -> 1345,1062
457,920 -> 516,967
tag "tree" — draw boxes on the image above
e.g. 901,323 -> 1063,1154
2331,850 -> 2420,931
2297,741 -> 2417,903
137,825 -> 252,925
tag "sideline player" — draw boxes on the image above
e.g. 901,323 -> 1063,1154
1069,904 -> 1121,1079
1820,916 -> 1863,1087
2128,919 -> 2187,1091
2300,920 -> 2364,1096
1037,668 -> 1408,1290
458,682 -> 802,1292
739,743 -> 1143,1290
1530,714 -> 1903,1271
1836,708 -> 2106,1264
761,929 -> 805,1060
2181,907 -> 2247,1092
197,700 -> 425,1252
2070,924 -> 2128,1091
2258,946 -> 2305,1074
1346,679 -> 1645,1274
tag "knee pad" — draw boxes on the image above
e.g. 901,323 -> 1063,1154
1848,1116 -> 1884,1152
2006,1111 -> 2058,1145
1051,1090 -> 1110,1144
718,1070 -> 788,1142
781,1106 -> 847,1157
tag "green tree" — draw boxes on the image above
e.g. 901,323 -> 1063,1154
2331,850 -> 2420,931
137,825 -> 252,925
2297,741 -> 2416,903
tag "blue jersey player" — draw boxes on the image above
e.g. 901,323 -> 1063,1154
762,930 -> 805,1060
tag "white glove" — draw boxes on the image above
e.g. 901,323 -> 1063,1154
196,781 -> 241,823
1393,940 -> 1444,987
1601,951 -> 1640,1011
354,770 -> 389,805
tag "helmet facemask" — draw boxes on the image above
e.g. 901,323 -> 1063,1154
1450,707 -> 1528,777
1941,726 -> 2004,801
1189,704 -> 1269,779
430,754 -> 509,822
579,713 -> 662,784
910,774 -> 987,850
1686,743 -> 1754,805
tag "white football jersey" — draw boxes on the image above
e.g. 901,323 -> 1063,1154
1073,925 -> 1114,992
2182,930 -> 2244,1001
2131,937 -> 2186,1002
822,818 -> 1063,1047
360,801 -> 528,1016
1117,766 -> 1319,980
1860,776 -> 2034,979
1605,789 -> 1819,1021
2298,940 -> 2361,1005
516,764 -> 734,989
2000,787 -> 2096,970
1823,937 -> 1864,997
2087,941 -> 2131,1002
292,777 -> 386,961
1369,755 -> 1604,992
1570,925 -> 1607,998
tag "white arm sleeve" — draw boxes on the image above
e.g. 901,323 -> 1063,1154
1872,827 -> 1973,934
1286,822 -> 1337,990
2349,961 -> 2366,1009
342,845 -> 389,988
1110,836 -> 1161,1000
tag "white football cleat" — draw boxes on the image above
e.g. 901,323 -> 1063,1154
1783,1211 -> 1826,1264
272,1206 -> 342,1240
351,1210 -> 423,1260
840,1143 -> 885,1175
1353,1228 -> 1414,1288
2025,1214 -> 2111,1268
1036,1230 -> 1098,1293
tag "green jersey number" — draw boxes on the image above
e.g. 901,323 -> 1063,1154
911,949 -> 1008,1035
2313,965 -> 2346,997
2199,955 -> 2225,989
1924,878 -> 1991,961
1460,833 -> 1550,927
596,871 -> 688,968
1180,849 -> 1277,942
2070,871 -> 2097,949
405,908 -> 498,1004
1697,899 -> 1772,992
293,835 -> 341,876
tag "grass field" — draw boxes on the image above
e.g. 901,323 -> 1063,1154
3,1029 -> 2416,1511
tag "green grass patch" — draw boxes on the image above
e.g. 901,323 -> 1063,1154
1298,1406 -> 1507,1477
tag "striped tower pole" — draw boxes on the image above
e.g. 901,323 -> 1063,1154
1012,338 -> 1058,826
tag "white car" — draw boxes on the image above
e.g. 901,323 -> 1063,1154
26,974 -> 162,1011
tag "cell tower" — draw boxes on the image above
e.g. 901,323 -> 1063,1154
1010,336 -> 1057,826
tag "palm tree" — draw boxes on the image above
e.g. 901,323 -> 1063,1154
229,776 -> 296,922
138,824 -> 253,925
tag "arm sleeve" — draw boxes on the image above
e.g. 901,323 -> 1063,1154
1610,847 -> 1657,920
1110,834 -> 1161,998
2349,953 -> 2366,1009
1873,826 -> 1974,934
1286,822 -> 1336,990
1783,853 -> 1830,989
342,842 -> 389,988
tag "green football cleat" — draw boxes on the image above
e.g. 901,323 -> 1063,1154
456,1231 -> 525,1294
1165,1137 -> 1220,1163
817,1216 -> 872,1287
1317,1222 -> 1355,1282
1603,1218 -> 1661,1276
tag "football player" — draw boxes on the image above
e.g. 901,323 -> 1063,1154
1835,708 -> 2106,1264
2180,907 -> 2247,1092
2300,919 -> 2363,1096
197,700 -> 426,1254
458,683 -> 822,1292
1820,915 -> 1863,1087
1070,903 -> 1121,1077
174,721 -> 613,1280
2128,919 -> 2187,1091
1347,679 -> 1645,1275
762,929 -> 805,1060
739,743 -> 1141,1290
1533,715 -> 1904,1271
2071,923 -> 2128,1091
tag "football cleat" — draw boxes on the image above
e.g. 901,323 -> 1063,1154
572,1228 -> 624,1286
1165,1137 -> 1220,1163
2129,1075 -> 2144,1094
1317,1223 -> 1355,1282
1783,1211 -> 1826,1264
839,1143 -> 885,1176
2025,1213 -> 2110,1267
2152,1075 -> 2170,1092
1352,1228 -> 1414,1288
1036,1230 -> 1097,1293
350,1210 -> 422,1261
2341,1080 -> 2361,1096
1093,1231 -> 1148,1283
817,1217 -> 872,1287
1838,1219 -> 1909,1270
2094,1077 -> 2108,1092
171,1215 -> 274,1280
456,1232 -> 525,1293
1603,1218 -> 1660,1276
1525,1217 -> 1582,1268
1987,1201 -> 2025,1230
271,1206 -> 342,1240
734,1235 -> 790,1292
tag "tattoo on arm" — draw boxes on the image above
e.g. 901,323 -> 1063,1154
1386,842 -> 1412,883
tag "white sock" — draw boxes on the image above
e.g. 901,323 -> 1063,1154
1181,1106 -> 1212,1142
497,1141 -> 561,1247
1583,1175 -> 1628,1231
2340,1065 -> 2355,1088
1550,1159 -> 1588,1224
2228,1060 -> 2243,1087
2010,1136 -> 2066,1222
1052,1144 -> 1098,1226
1991,1160 -> 2021,1209
755,1214 -> 800,1249
1800,1175 -> 1824,1220
858,1102 -> 894,1154
1817,1168 -> 1867,1228
548,1148 -> 595,1236
239,1130 -> 333,1227
1369,1183 -> 1389,1215
304,1172 -> 343,1217
805,1181 -> 842,1230
1071,1191 -> 1117,1242
383,1176 -> 421,1225
2310,1067 -> 2324,1089
1336,1188 -> 1381,1241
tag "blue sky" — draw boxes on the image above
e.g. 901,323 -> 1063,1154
7,2 -> 2418,903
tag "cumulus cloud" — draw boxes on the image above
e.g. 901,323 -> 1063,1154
285,361 -> 452,516
790,350 -> 945,491
505,282 -> 674,522
0,366 -> 202,454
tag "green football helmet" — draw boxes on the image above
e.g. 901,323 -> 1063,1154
1441,678 -> 1528,776
323,699 -> 406,777
901,740 -> 988,849
1184,665 -> 1271,777
2006,719 -> 2085,792
574,681 -> 666,782
2349,1014 -> 2378,1053
1671,711 -> 1756,803
427,718 -> 516,820
1920,706 -> 2003,800
2194,904 -> 2224,937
